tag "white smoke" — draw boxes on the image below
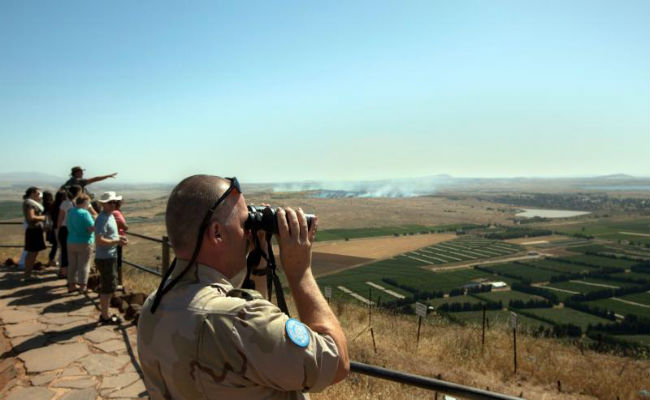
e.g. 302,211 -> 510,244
272,175 -> 456,198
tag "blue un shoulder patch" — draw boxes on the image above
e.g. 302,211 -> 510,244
285,318 -> 310,348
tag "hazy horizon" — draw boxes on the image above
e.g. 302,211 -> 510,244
0,170 -> 648,187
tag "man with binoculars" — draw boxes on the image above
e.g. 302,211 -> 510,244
137,175 -> 349,399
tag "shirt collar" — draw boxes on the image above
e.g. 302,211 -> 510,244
171,258 -> 233,289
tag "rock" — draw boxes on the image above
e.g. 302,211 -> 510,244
4,321 -> 45,338
0,309 -> 39,324
4,258 -> 16,266
107,379 -> 147,398
19,342 -> 90,373
5,386 -> 55,400
52,377 -> 96,389
38,315 -> 88,326
58,388 -> 97,400
100,372 -> 140,391
79,354 -> 130,376
83,327 -> 118,344
60,366 -> 86,377
0,358 -> 18,388
30,372 -> 58,386
93,339 -> 126,353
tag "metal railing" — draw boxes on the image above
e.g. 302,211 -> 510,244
1,220 -> 525,400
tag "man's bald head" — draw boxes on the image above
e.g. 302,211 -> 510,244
166,175 -> 235,253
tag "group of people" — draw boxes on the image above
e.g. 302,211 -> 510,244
21,166 -> 128,324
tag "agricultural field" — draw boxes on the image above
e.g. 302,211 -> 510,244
443,309 -> 553,330
521,307 -> 613,330
608,271 -> 650,284
567,242 -> 650,260
567,244 -> 617,254
315,224 -> 482,241
312,233 -> 456,260
317,259 -> 508,305
426,295 -> 485,308
612,334 -> 650,347
482,262 -> 559,283
317,237 -> 524,305
527,259 -> 593,274
406,237 -> 523,265
543,281 -> 614,296
618,291 -> 650,306
552,218 -> 650,245
585,298 -> 650,319
472,290 -> 543,304
561,254 -> 640,269
534,286 -> 575,302
578,278 -> 639,289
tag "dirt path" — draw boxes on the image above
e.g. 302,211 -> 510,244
569,280 -> 619,289
611,297 -> 650,309
539,285 -> 579,294
336,286 -> 374,305
618,231 -> 650,237
365,282 -> 405,299
429,253 -> 542,272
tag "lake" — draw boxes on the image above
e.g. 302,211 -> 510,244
516,209 -> 591,218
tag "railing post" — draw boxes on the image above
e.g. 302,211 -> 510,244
162,236 -> 170,275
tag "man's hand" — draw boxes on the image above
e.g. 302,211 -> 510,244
276,207 -> 349,384
276,207 -> 317,280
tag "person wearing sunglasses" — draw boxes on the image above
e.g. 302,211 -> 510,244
95,191 -> 128,325
137,175 -> 349,400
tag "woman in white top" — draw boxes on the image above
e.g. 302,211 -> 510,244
22,187 -> 47,280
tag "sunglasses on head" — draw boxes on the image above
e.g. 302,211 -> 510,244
206,177 -> 241,216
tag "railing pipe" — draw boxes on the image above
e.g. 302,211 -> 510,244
122,260 -> 162,277
128,231 -> 166,244
350,362 -> 524,400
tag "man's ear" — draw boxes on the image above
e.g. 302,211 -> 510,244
206,220 -> 223,246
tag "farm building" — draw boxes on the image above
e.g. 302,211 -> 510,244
486,281 -> 508,290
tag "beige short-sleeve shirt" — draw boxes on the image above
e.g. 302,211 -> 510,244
137,260 -> 340,400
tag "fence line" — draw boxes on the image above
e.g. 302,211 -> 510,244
0,221 -> 525,400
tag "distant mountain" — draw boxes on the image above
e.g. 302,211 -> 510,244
593,173 -> 637,180
0,172 -> 66,187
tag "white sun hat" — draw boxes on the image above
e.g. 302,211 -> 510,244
98,191 -> 123,203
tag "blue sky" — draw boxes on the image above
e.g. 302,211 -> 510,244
1,1 -> 648,183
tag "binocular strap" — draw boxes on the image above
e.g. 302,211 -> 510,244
244,233 -> 290,317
